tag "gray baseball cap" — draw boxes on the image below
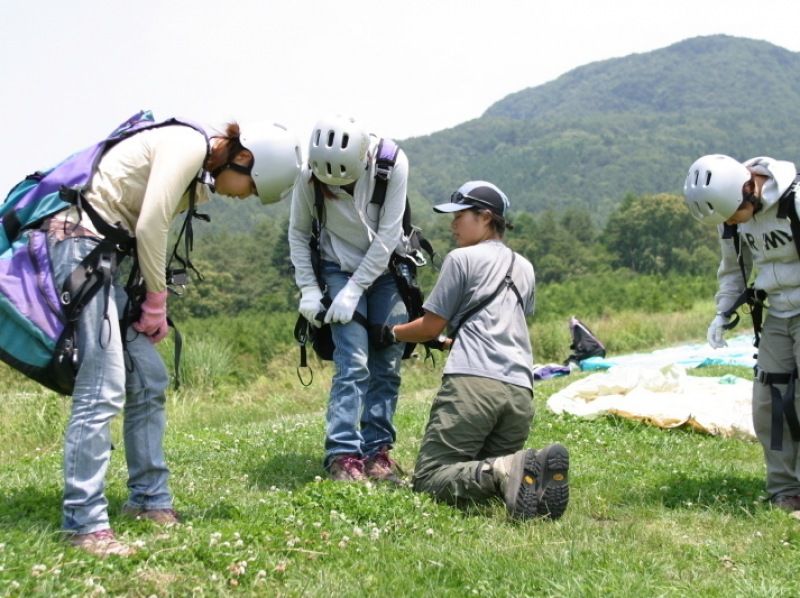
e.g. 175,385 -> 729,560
434,180 -> 510,218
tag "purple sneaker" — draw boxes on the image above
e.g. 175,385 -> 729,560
329,455 -> 366,482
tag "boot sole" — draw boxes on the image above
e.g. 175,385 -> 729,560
512,444 -> 570,521
536,444 -> 570,520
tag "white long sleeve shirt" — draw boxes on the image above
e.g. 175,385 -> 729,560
288,137 -> 409,291
54,125 -> 209,293
715,157 -> 800,318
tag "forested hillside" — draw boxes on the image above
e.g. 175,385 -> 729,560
402,35 -> 800,219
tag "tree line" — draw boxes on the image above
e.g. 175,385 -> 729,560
168,193 -> 721,322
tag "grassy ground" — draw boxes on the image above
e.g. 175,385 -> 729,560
2,311 -> 800,596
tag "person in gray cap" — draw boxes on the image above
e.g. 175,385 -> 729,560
378,180 -> 570,520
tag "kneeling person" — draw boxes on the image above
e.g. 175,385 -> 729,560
387,181 -> 569,520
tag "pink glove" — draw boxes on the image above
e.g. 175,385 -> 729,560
133,290 -> 169,343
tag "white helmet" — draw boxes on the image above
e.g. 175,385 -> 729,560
239,122 -> 302,204
308,115 -> 370,186
683,154 -> 751,224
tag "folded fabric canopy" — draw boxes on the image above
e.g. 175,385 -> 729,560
546,363 -> 754,440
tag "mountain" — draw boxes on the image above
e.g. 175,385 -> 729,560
400,35 -> 800,221
197,35 -> 800,234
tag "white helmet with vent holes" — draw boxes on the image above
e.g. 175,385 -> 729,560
308,115 -> 370,186
683,154 -> 751,224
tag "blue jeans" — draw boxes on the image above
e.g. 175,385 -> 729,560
321,261 -> 407,467
50,236 -> 172,534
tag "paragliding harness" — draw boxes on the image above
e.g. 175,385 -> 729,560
720,173 -> 800,450
0,110 -> 209,395
447,248 -> 524,348
293,138 -> 437,385
564,316 -> 606,365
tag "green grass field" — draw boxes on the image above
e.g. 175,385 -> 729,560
2,310 -> 800,596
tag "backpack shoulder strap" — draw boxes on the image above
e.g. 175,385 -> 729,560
450,249 -> 522,344
777,173 -> 800,260
370,138 -> 399,208
309,177 -> 326,290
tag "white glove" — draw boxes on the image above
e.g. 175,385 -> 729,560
324,279 -> 364,324
707,314 -> 730,349
298,286 -> 325,328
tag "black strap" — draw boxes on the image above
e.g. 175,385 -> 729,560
776,173 -> 800,259
449,250 -> 523,345
165,179 -> 210,284
370,138 -> 400,209
761,368 -> 800,450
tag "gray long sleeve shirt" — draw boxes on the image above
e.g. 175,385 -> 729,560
288,137 -> 409,291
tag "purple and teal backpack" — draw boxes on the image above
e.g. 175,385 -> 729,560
0,110 -> 207,394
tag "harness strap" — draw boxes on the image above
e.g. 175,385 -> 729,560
759,368 -> 800,450
55,238 -> 122,380
370,138 -> 400,209
776,173 -> 800,259
449,250 -> 523,346
720,224 -> 770,347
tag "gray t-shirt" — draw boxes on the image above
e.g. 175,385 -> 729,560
423,239 -> 536,389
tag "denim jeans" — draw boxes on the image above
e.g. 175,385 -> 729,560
321,261 -> 407,467
50,236 -> 172,534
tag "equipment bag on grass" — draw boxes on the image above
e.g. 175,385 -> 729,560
0,110 -> 207,394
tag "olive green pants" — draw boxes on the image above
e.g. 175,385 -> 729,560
753,313 -> 800,499
412,374 -> 533,504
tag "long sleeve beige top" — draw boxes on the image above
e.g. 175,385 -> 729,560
54,125 -> 209,292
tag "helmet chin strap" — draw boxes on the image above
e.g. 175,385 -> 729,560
209,137 -> 253,178
212,162 -> 252,178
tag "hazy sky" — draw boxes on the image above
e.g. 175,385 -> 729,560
1,0 -> 798,193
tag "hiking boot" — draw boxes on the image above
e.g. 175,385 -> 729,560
67,529 -> 136,558
364,446 -> 404,485
328,455 -> 366,482
122,504 -> 181,525
772,494 -> 800,513
491,444 -> 570,521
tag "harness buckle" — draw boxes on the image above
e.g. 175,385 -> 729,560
375,160 -> 393,181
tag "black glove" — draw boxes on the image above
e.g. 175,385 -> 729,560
423,337 -> 448,351
369,324 -> 397,350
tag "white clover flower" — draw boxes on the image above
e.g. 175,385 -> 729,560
31,564 -> 47,577
425,528 -> 434,536
353,527 -> 364,537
